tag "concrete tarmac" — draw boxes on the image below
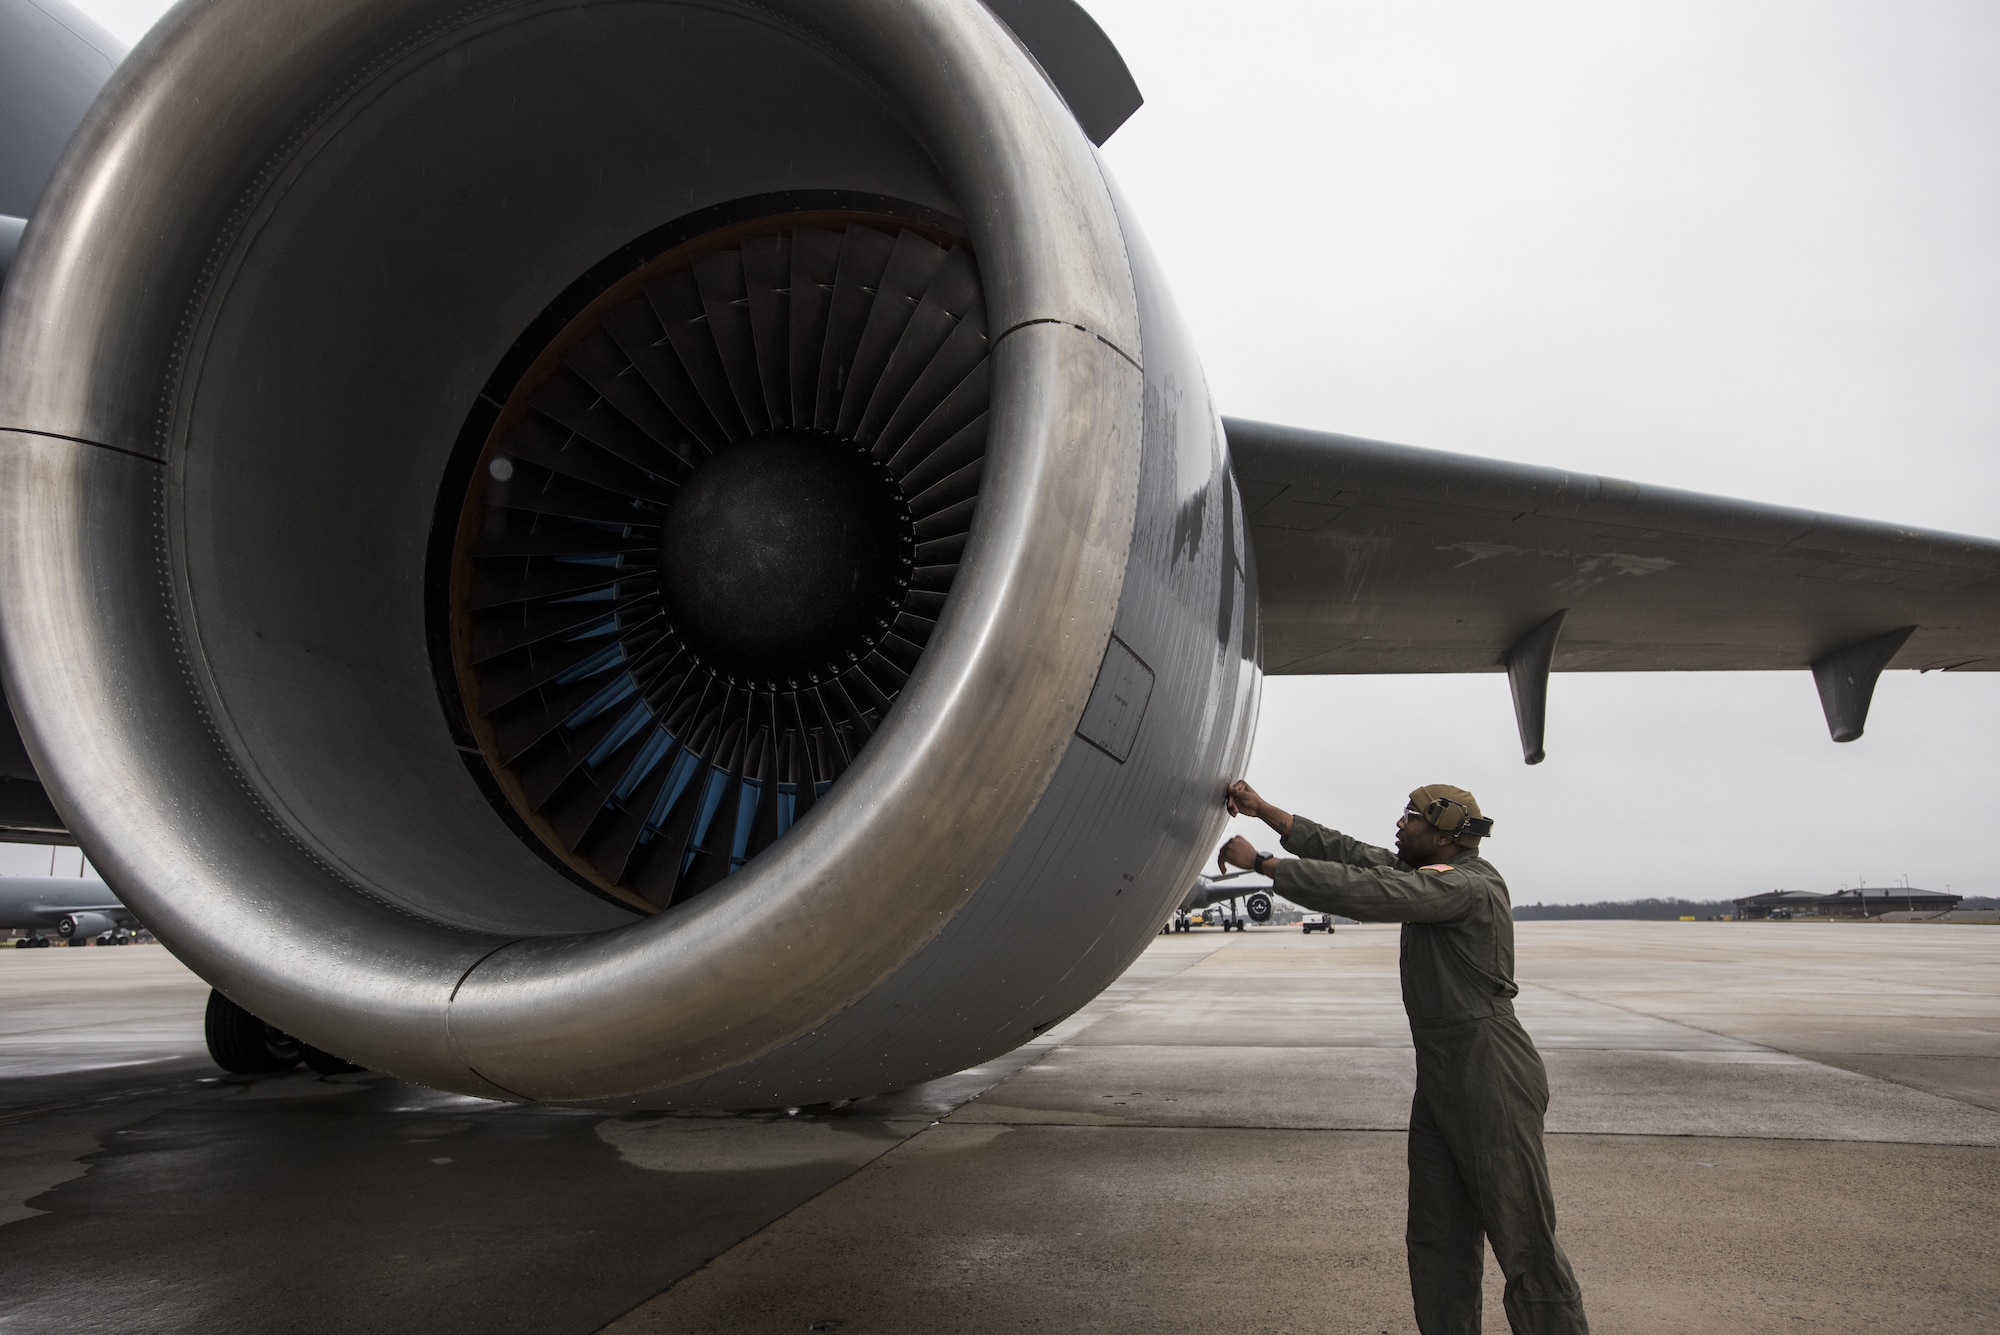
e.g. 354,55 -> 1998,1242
2,922 -> 1996,1333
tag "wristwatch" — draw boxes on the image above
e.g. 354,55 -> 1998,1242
1253,851 -> 1276,876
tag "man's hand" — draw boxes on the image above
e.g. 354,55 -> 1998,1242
1217,835 -> 1260,875
1225,780 -> 1295,837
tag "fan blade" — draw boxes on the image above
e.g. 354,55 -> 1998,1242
467,510 -> 649,561
463,557 -> 623,613
837,230 -> 945,437
913,496 -> 978,543
630,757 -> 706,907
562,334 -> 702,472
886,358 -> 991,479
485,460 -> 663,528
745,728 -> 781,860
493,416 -> 679,504
895,412 -> 988,498
490,670 -> 632,766
647,270 -> 748,441
742,233 -> 792,430
543,720 -> 654,850
691,250 -> 771,437
580,734 -> 681,886
473,634 -> 625,713
814,226 -> 897,431
468,600 -> 620,664
874,299 -> 988,463
509,706 -> 628,810
602,300 -> 728,458
801,686 -> 852,772
787,227 -> 843,429
905,456 -> 984,523
855,245 -> 978,444
676,716 -> 746,901
529,369 -> 682,482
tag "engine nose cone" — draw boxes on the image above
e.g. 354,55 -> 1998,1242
659,436 -> 913,689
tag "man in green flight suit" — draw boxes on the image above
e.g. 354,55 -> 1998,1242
1217,780 -> 1589,1335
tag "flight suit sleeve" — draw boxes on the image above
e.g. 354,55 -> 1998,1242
1270,823 -> 1484,925
1279,815 -> 1400,869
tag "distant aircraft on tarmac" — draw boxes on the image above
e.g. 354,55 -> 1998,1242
1164,873 -> 1275,933
0,0 -> 1993,1105
0,875 -> 134,945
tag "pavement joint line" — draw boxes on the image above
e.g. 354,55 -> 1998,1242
1520,978 -> 2000,1117
1789,1051 -> 2000,1115
925,1119 -> 2000,1148
1520,979 -> 1785,1053
1031,1042 -> 1863,1052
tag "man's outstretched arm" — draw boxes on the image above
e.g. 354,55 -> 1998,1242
1225,782 -> 1397,867
1222,830 -> 1480,924
1270,851 -> 1483,925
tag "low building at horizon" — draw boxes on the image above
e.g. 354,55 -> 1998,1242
1735,887 -> 1961,920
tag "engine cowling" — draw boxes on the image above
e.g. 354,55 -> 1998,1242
55,911 -> 116,939
0,0 -> 1258,1105
1244,892 -> 1273,924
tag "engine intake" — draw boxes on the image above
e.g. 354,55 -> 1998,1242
448,215 -> 988,910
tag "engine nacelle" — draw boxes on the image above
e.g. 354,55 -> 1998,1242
56,911 -> 116,939
1244,892 -> 1274,924
0,0 -> 1257,1104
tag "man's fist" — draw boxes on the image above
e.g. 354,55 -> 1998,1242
1224,780 -> 1295,838
1226,780 -> 1267,819
1217,835 -> 1259,874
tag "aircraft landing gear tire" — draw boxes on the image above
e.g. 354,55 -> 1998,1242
204,989 -> 303,1074
301,1045 -> 367,1076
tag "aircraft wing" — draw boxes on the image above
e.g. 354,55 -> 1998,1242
1227,417 -> 2000,758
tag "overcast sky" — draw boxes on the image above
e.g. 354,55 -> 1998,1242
20,0 -> 1999,903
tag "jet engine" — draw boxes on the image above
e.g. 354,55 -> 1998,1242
0,0 -> 1257,1104
1244,892 -> 1273,924
56,910 -> 116,940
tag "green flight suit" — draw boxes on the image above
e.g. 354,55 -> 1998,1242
1269,816 -> 1588,1335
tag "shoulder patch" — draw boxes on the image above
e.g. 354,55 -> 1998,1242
1419,864 -> 1457,873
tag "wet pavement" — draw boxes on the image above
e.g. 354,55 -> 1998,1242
3,923 -> 1997,1333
